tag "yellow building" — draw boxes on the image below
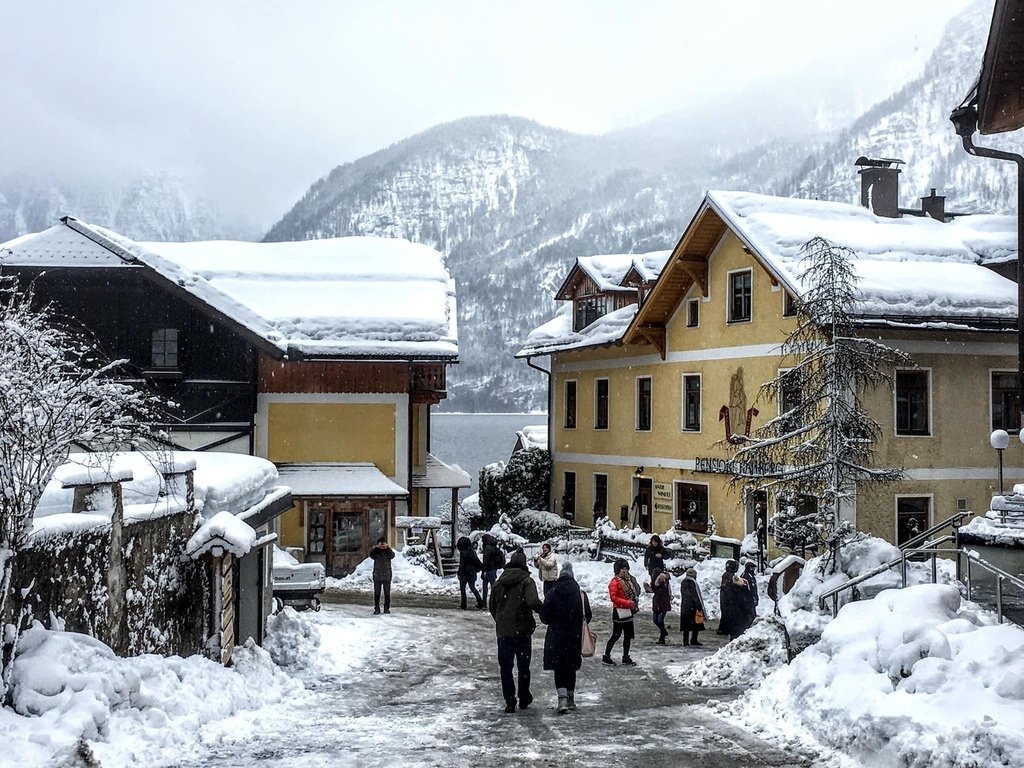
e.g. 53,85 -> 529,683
518,169 -> 1020,551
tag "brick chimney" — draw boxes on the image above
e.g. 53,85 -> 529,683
855,157 -> 904,218
920,188 -> 946,221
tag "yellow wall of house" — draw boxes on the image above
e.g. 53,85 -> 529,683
549,231 -> 1019,547
266,401 -> 397,474
279,504 -> 304,549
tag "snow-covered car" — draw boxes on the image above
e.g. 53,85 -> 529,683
272,546 -> 326,611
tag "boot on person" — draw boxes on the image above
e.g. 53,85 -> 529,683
567,692 -> 576,710
556,688 -> 569,714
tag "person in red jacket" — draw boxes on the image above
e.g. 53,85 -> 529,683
602,559 -> 639,666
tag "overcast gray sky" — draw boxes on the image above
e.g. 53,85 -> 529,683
2,0 -> 976,227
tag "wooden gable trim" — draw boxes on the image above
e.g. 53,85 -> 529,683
634,326 -> 666,360
623,202 -> 726,344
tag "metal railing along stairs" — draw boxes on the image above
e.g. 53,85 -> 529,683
817,511 -> 1024,624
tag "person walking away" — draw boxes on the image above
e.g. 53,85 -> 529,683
679,567 -> 706,646
721,574 -> 756,640
650,567 -> 671,644
717,559 -> 739,634
602,559 -> 639,666
488,549 -> 543,713
456,536 -> 485,610
743,561 -> 760,611
481,533 -> 505,605
534,542 -> 559,596
643,535 -> 669,581
369,537 -> 395,615
539,562 -> 592,713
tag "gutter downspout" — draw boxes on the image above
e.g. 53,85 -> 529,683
951,104 -> 1024,412
525,355 -> 554,514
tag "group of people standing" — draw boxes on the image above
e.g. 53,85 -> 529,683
718,559 -> 759,639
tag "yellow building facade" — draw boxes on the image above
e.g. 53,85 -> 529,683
521,187 -> 1020,552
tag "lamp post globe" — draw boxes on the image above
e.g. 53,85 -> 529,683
991,429 -> 1010,495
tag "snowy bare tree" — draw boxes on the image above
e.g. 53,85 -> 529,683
0,276 -> 164,698
730,237 -> 912,571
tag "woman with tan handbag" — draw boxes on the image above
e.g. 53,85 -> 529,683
539,562 -> 592,713
679,567 -> 706,647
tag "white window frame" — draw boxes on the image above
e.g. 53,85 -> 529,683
989,368 -> 1020,434
673,479 -> 710,534
782,291 -> 798,317
563,378 -> 578,430
685,298 -> 700,328
894,494 -> 933,544
681,372 -> 702,432
594,377 -> 610,431
726,268 -> 753,324
636,375 -> 653,432
894,368 -> 932,437
777,366 -> 803,418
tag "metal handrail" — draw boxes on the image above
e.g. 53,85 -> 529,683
817,535 -> 955,615
960,548 -> 1024,623
898,510 -> 973,551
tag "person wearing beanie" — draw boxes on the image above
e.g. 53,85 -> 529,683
603,560 -> 639,666
679,567 -> 706,646
481,534 -> 506,605
488,548 -> 543,713
650,566 -> 672,644
718,559 -> 739,635
456,536 -> 485,611
539,560 -> 592,713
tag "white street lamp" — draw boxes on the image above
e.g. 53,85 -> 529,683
991,429 -> 1010,495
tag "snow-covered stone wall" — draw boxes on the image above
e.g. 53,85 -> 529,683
8,509 -> 208,657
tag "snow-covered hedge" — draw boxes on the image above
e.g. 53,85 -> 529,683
509,507 -> 571,542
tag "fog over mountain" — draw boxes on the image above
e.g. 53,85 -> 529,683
265,2 -> 1001,412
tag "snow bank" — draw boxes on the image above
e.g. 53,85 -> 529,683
733,584 -> 1024,768
263,608 -> 322,669
331,549 -> 457,595
668,616 -> 790,688
5,623 -> 303,767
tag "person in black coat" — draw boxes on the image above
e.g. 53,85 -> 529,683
539,562 -> 592,714
720,574 -> 756,640
743,561 -> 760,607
457,536 -> 485,610
643,535 -> 669,581
481,534 -> 505,605
678,567 -> 705,646
717,559 -> 739,634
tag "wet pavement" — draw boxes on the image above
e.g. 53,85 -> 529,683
188,593 -> 811,768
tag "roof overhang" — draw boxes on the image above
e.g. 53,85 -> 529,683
275,462 -> 408,497
411,452 -> 471,489
977,0 -> 1024,134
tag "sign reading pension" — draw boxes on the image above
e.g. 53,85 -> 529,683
694,456 -> 784,476
653,482 -> 672,514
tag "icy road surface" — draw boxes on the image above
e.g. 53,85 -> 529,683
189,597 -> 808,768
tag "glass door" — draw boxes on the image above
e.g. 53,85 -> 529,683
330,511 -> 364,576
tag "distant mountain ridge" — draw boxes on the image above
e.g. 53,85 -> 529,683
264,2 -> 1002,413
0,170 -> 259,243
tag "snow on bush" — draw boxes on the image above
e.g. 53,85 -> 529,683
510,507 -> 570,542
732,584 -> 1024,768
668,615 -> 790,688
474,517 -> 528,551
6,623 -> 303,766
264,607 -> 321,669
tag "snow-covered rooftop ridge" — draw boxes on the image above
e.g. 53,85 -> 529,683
516,302 -> 638,358
575,250 -> 671,291
0,219 -> 459,360
186,510 -> 258,559
707,190 -> 1019,320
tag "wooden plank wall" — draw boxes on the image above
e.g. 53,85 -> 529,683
259,357 -> 409,393
220,553 -> 234,665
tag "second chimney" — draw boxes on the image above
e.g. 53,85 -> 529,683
920,188 -> 946,221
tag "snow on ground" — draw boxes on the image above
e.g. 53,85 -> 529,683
667,616 -> 791,688
725,584 -> 1024,768
1,607 -> 381,768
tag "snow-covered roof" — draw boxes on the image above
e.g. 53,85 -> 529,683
515,425 -> 548,452
0,218 -> 459,361
410,453 -> 470,489
554,250 -> 671,300
186,510 -> 258,559
706,191 -> 1019,322
33,451 -> 280,523
516,302 -> 638,358
275,462 -> 408,497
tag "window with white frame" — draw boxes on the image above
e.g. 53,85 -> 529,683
636,376 -> 652,431
991,371 -> 1020,432
562,471 -> 577,519
595,378 -> 609,430
896,496 -> 930,545
593,473 -> 608,521
895,370 -> 930,436
686,298 -> 700,328
674,482 -> 709,533
783,291 -> 798,317
564,380 -> 577,429
682,374 -> 701,431
728,269 -> 752,323
778,368 -> 803,430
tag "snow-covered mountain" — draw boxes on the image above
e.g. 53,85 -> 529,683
264,3 -> 1004,413
0,171 -> 259,243
783,0 -> 1017,213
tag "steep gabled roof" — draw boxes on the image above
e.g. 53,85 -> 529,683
0,218 -> 460,361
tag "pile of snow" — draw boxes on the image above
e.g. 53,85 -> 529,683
668,615 -> 790,688
185,510 -> 257,559
4,623 -> 303,766
263,608 -> 322,669
331,549 -> 457,595
732,584 -> 1024,767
